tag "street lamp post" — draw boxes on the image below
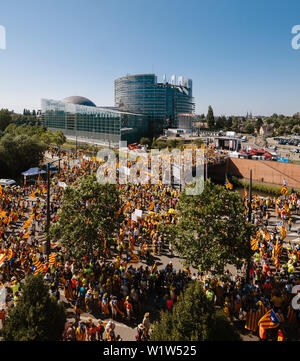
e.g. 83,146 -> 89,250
45,158 -> 62,261
246,169 -> 253,283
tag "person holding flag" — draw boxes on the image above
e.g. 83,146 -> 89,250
258,309 -> 281,340
110,296 -> 124,320
281,179 -> 288,195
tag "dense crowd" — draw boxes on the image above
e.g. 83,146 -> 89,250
0,147 -> 299,341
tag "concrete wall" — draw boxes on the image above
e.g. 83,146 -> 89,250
227,158 -> 300,189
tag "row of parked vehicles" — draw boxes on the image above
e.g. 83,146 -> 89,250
274,137 -> 300,146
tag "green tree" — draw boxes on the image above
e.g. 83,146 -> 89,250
167,138 -> 184,149
276,125 -> 285,135
140,137 -> 152,148
40,130 -> 54,145
53,130 -> 66,148
255,117 -> 263,132
163,180 -> 256,275
0,133 -> 47,178
0,109 -> 12,131
232,118 -> 241,132
150,281 -> 240,341
206,105 -> 215,129
292,125 -> 300,135
2,275 -> 66,341
215,116 -> 226,130
50,174 -> 123,258
225,116 -> 233,130
4,123 -> 17,134
245,122 -> 255,134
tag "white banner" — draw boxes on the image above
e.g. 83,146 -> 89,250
135,209 -> 143,218
58,181 -> 67,189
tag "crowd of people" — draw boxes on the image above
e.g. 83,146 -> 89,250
0,145 -> 299,341
200,192 -> 300,340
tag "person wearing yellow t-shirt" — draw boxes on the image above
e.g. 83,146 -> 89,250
76,323 -> 86,341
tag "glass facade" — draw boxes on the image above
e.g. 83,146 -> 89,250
115,74 -> 195,134
41,99 -> 148,146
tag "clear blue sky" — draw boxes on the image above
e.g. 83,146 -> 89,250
1,0 -> 300,116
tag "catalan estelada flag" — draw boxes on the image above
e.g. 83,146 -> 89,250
274,239 -> 283,258
148,202 -> 155,211
251,238 -> 259,251
245,308 -> 260,332
29,191 -> 37,199
0,253 -> 6,267
258,309 -> 281,330
126,253 -> 139,264
49,253 -> 57,266
21,220 -> 32,229
32,259 -> 44,275
225,177 -> 233,190
281,180 -> 288,195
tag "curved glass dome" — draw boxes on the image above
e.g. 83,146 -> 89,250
62,96 -> 96,107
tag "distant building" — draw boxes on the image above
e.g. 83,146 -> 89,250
259,124 -> 273,137
41,73 -> 196,146
115,74 -> 195,134
293,112 -> 300,119
41,96 -> 148,147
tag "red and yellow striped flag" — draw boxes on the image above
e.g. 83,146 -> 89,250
251,238 -> 259,251
32,258 -> 44,275
0,253 -> 6,267
245,308 -> 260,332
49,253 -> 57,266
258,309 -> 280,330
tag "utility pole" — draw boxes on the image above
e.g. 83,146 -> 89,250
46,162 -> 51,260
45,158 -> 62,261
248,169 -> 252,223
246,169 -> 253,283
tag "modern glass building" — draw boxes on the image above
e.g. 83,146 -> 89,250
41,73 -> 195,146
115,74 -> 195,134
41,97 -> 148,146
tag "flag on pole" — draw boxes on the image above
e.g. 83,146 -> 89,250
225,177 -> 233,190
274,239 -> 283,258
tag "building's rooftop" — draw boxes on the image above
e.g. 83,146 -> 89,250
62,96 -> 96,107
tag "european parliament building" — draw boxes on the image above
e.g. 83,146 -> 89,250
41,74 -> 195,146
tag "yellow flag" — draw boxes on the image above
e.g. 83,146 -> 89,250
29,192 -> 36,199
